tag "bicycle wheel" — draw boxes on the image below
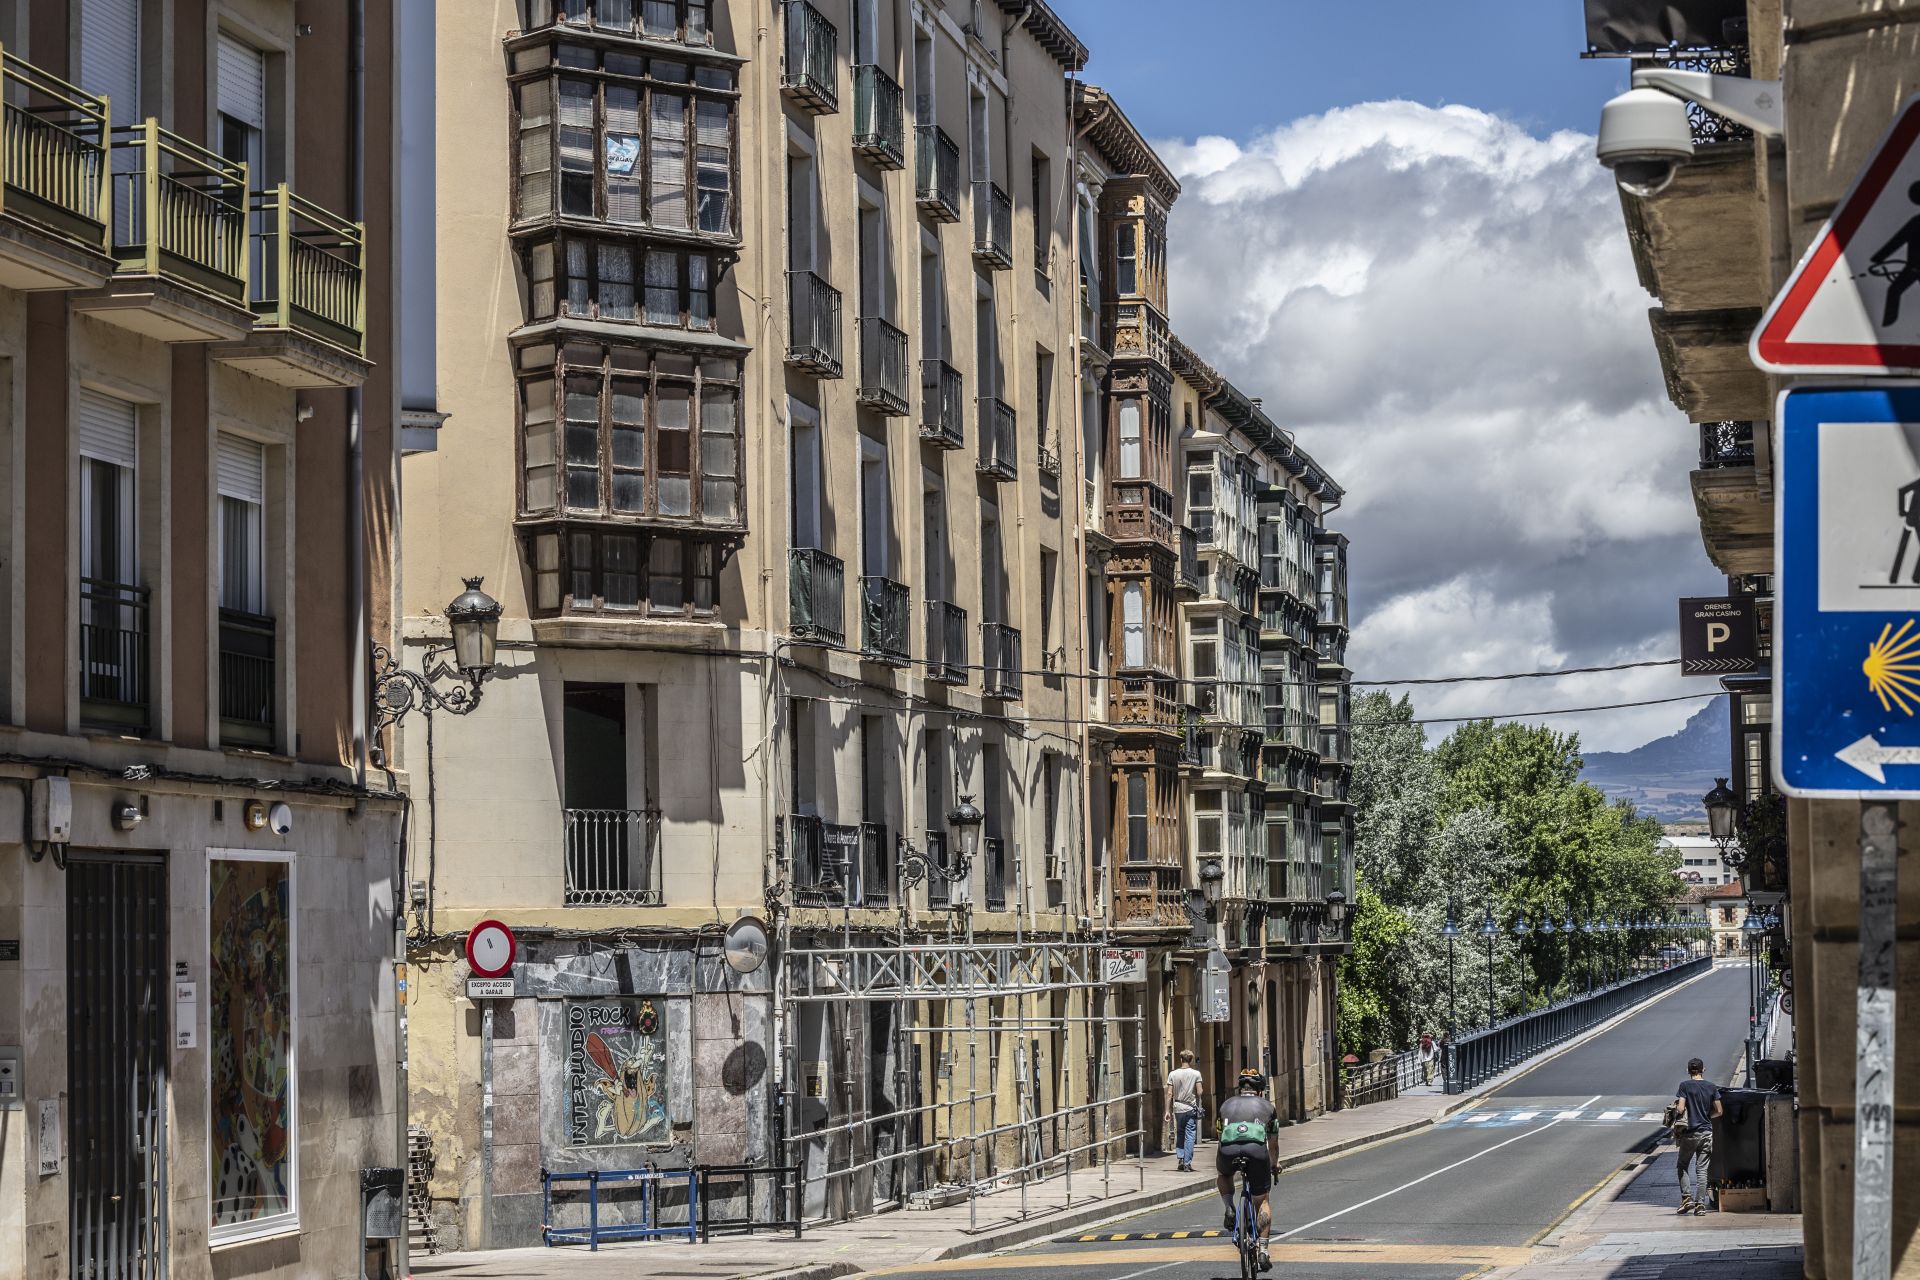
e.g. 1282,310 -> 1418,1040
1239,1190 -> 1258,1280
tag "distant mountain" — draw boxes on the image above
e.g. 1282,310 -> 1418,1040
1579,701 -> 1728,824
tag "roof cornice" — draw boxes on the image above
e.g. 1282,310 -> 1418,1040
993,0 -> 1088,72
1073,82 -> 1181,206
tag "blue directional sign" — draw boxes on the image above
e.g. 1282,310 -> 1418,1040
1779,384 -> 1920,796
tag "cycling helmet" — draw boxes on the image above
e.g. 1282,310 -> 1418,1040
1236,1068 -> 1267,1093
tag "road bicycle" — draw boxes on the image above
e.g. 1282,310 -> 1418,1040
1226,1154 -> 1265,1278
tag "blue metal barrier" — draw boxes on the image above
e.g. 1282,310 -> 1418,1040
1444,956 -> 1712,1094
542,1166 -> 699,1249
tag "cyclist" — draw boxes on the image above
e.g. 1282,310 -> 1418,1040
1215,1068 -> 1281,1272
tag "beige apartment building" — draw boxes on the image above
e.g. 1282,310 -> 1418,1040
1582,0 -> 1918,1270
400,0 -> 1131,1246
0,1 -> 406,1278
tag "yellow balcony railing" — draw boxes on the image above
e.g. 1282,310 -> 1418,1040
110,120 -> 247,301
249,185 -> 365,353
0,45 -> 109,250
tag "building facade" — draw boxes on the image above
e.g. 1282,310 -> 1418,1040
400,0 -> 1361,1250
0,2 -> 405,1278
1582,0 -> 1915,1268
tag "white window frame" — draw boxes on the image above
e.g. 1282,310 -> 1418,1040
205,847 -> 300,1246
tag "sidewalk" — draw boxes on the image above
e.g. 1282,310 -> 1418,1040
412,1093 -> 1465,1280
413,967 -> 1721,1280
1482,1140 -> 1803,1280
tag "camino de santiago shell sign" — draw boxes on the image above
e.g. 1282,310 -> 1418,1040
565,998 -> 672,1147
1582,0 -> 1747,53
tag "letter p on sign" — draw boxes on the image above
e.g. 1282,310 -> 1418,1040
1707,622 -> 1731,651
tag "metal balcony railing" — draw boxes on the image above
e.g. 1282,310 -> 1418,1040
851,64 -> 905,170
1114,863 -> 1184,929
786,269 -> 842,378
249,185 -> 365,353
926,600 -> 968,684
972,180 -> 1012,269
0,47 -> 109,250
218,608 -> 275,748
789,547 -> 845,646
914,124 -> 961,223
982,622 -> 1022,699
80,577 -> 149,733
924,831 -> 953,908
983,836 -> 1008,911
855,316 -> 909,415
1699,420 -> 1756,469
780,1 -> 838,113
1037,442 -> 1060,478
860,575 -> 910,665
975,396 -> 1016,481
859,822 -> 890,907
789,815 -> 849,907
563,808 -> 663,906
919,359 -> 964,448
109,121 -> 247,301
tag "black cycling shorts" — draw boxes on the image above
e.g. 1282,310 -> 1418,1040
1216,1141 -> 1273,1195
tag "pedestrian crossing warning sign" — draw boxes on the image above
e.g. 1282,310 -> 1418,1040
1754,94 -> 1920,375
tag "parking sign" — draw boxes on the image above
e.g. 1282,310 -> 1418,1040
1778,384 -> 1920,796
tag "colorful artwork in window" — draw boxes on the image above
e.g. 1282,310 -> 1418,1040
565,998 -> 671,1146
209,857 -> 294,1231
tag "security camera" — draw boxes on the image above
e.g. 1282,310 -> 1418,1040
1595,68 -> 1784,200
1596,86 -> 1694,198
268,802 -> 293,837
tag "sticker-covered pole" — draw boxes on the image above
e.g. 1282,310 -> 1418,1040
1853,801 -> 1898,1280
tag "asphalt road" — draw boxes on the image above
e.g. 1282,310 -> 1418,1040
870,962 -> 1755,1280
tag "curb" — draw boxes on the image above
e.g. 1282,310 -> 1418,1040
758,1266 -> 862,1280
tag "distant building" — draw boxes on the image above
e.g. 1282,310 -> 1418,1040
1663,834 -> 1737,887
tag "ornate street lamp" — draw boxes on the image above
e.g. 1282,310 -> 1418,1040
1440,903 -> 1462,1037
1742,908 -> 1766,1085
1200,856 -> 1226,906
946,795 -> 984,868
1512,911 -> 1533,1011
371,577 -> 505,768
1479,908 -> 1499,1027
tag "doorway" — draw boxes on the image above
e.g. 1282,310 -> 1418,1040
67,852 -> 169,1279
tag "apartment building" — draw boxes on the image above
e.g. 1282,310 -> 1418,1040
0,2 -> 403,1278
401,0 -> 1117,1245
1581,0 -> 1915,1268
1166,339 -> 1353,1124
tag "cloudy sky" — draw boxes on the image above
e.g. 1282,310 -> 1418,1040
1057,1 -> 1727,753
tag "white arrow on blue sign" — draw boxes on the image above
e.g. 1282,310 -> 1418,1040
1778,384 -> 1920,796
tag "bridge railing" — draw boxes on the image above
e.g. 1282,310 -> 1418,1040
1444,955 -> 1712,1094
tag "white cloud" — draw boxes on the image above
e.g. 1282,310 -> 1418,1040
1159,100 -> 1722,752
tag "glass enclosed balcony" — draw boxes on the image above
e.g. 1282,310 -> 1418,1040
852,64 -> 905,170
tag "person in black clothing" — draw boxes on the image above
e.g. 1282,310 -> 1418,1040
1672,1056 -> 1723,1215
1215,1068 -> 1281,1272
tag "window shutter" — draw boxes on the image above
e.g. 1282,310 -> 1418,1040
76,390 -> 137,468
215,434 -> 265,504
216,33 -> 267,130
79,0 -> 141,126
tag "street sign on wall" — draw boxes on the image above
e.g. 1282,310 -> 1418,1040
465,919 -> 517,979
1753,95 -> 1920,375
1679,596 -> 1758,676
1776,384 -> 1920,796
1199,949 -> 1231,1023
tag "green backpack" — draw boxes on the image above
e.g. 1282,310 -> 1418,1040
1221,1117 -> 1268,1144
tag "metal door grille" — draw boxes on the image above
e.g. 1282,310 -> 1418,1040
68,852 -> 169,1280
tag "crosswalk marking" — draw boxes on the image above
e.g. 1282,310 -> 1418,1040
1510,1110 -> 1539,1120
1438,1101 -> 1668,1129
1599,1110 -> 1625,1120
1069,1230 -> 1227,1243
1555,1109 -> 1585,1119
1462,1113 -> 1493,1123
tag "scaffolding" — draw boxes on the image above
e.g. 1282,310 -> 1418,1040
777,935 -> 1149,1230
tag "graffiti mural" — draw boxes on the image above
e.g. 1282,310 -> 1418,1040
565,999 -> 671,1146
209,857 -> 294,1228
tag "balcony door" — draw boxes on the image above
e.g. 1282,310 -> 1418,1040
860,437 -> 889,579
77,391 -> 143,727
80,0 -> 141,248
563,682 -> 653,904
921,470 -> 946,603
216,435 -> 272,745
216,32 -> 269,297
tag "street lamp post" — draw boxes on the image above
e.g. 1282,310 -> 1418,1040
1538,910 -> 1556,1006
1582,915 -> 1597,993
367,576 -> 503,1264
1441,903 -> 1462,1039
1479,908 -> 1499,1027
1742,908 -> 1766,1086
1512,911 -> 1533,1012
